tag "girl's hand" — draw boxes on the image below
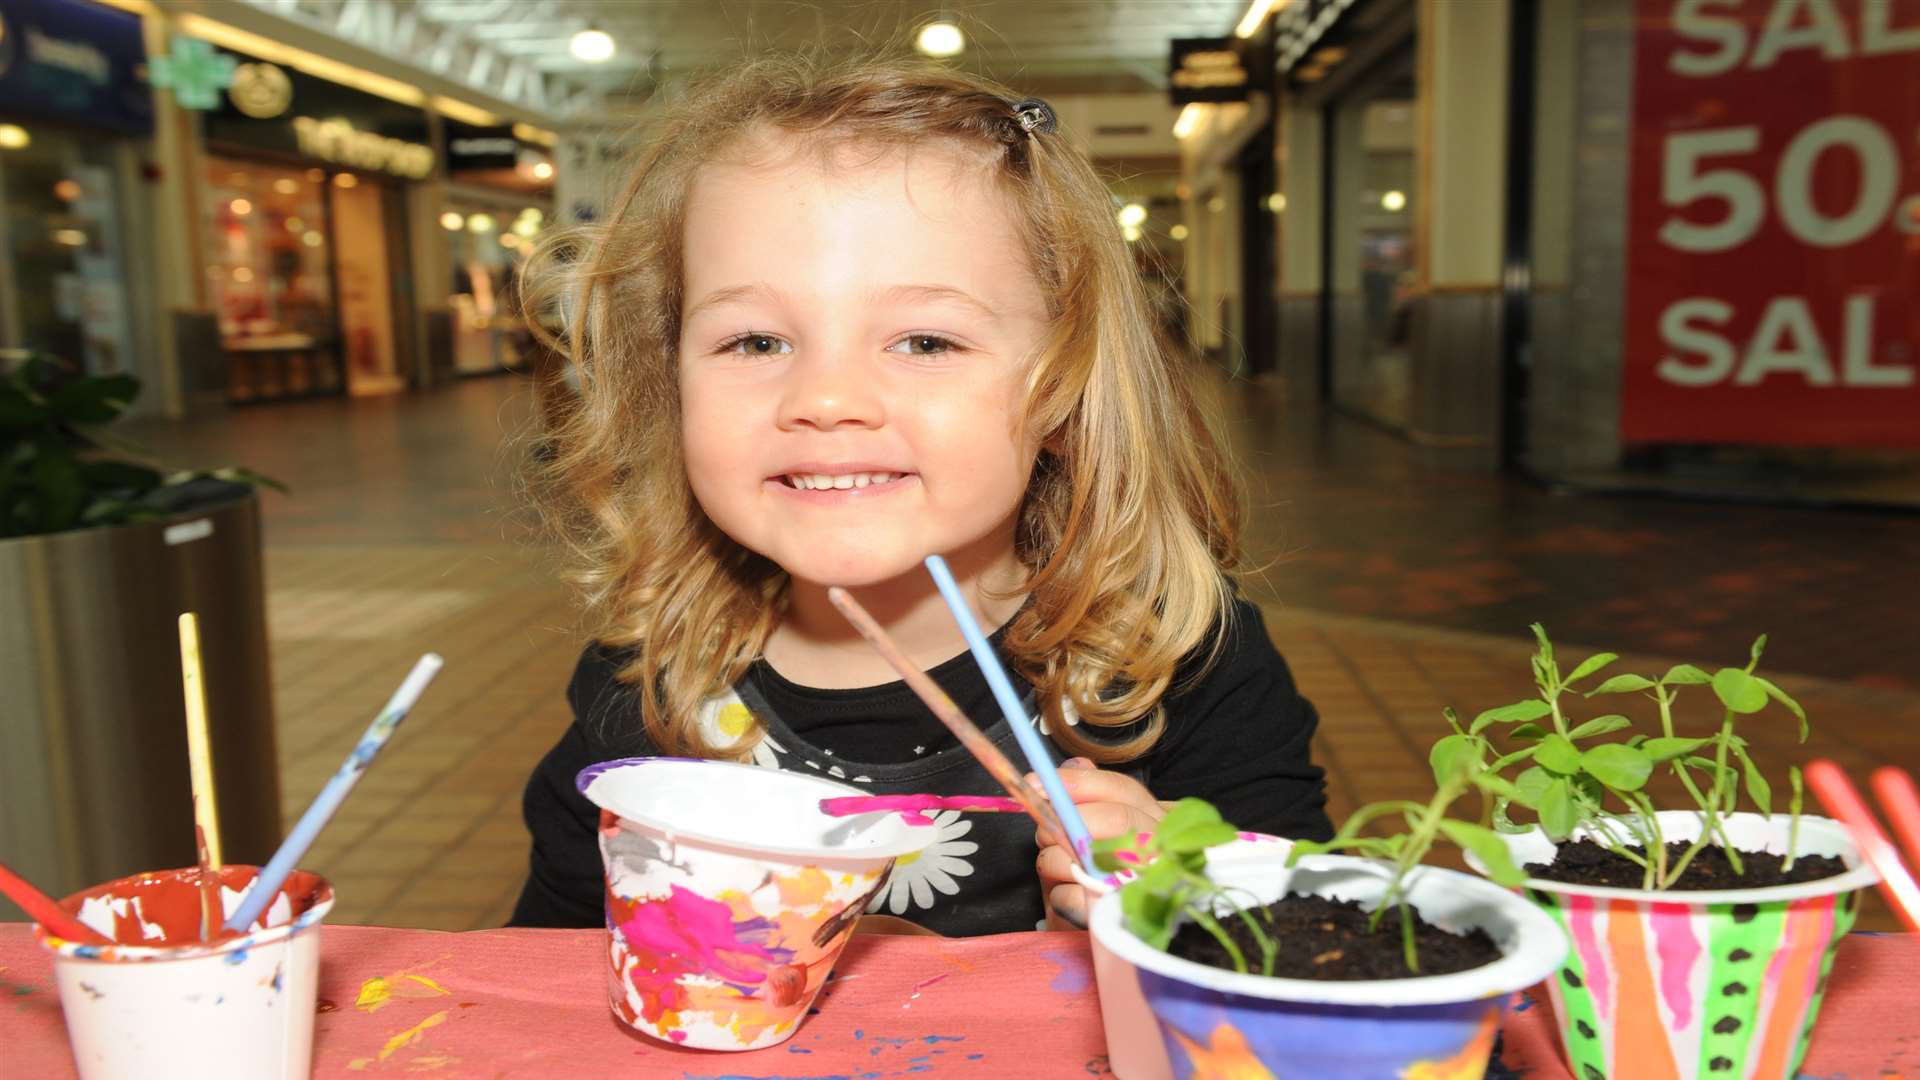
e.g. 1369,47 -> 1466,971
1031,759 -> 1168,930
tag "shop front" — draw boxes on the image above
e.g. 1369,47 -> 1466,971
197,46 -> 432,404
437,120 -> 552,377
0,0 -> 151,382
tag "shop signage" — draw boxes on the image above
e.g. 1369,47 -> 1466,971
292,116 -> 433,179
445,121 -> 521,172
1168,37 -> 1250,105
0,0 -> 153,133
202,43 -> 432,177
1621,0 -> 1920,446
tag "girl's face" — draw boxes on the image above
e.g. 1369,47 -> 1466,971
677,135 -> 1051,590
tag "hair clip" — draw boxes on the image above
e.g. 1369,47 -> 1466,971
1012,98 -> 1058,136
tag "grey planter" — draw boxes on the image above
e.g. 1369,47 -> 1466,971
1,494 -> 282,920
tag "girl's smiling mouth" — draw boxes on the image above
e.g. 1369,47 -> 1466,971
770,466 -> 919,494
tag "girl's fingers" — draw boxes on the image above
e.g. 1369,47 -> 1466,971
1035,842 -> 1079,887
1046,883 -> 1090,929
1028,764 -> 1164,817
1034,801 -> 1155,851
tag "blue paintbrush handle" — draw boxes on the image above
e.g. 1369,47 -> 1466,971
224,654 -> 444,934
924,557 -> 1098,873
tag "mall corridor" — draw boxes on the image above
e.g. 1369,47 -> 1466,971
119,374 -> 1920,932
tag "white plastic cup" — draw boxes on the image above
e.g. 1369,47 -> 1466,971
578,757 -> 937,1050
1071,833 -> 1294,1080
34,865 -> 335,1080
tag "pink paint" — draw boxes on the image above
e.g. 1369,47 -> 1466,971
1567,895 -> 1613,1020
1647,901 -> 1701,1030
819,795 -> 1025,827
611,885 -> 794,1024
1757,897 -> 1833,1039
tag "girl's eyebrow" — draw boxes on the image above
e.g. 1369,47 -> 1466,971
683,282 -> 1000,323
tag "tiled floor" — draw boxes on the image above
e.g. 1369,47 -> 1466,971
115,376 -> 1920,932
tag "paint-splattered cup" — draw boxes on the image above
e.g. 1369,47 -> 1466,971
33,865 -> 335,1080
579,757 -> 937,1050
1090,851 -> 1567,1080
1485,812 -> 1877,1080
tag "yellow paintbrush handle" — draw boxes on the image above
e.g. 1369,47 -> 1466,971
179,612 -> 223,868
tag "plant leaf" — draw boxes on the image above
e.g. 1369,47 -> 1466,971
1581,744 -> 1653,791
1471,699 -> 1553,733
1535,733 -> 1582,775
1569,714 -> 1633,739
1732,745 -> 1773,814
1661,664 -> 1713,686
1429,734 -> 1478,786
1513,766 -> 1553,808
1438,820 -> 1527,886
1530,623 -> 1555,669
1510,722 -> 1549,742
1563,652 -> 1619,688
1538,780 -> 1578,839
1588,673 -> 1655,696
1753,676 -> 1810,742
1711,668 -> 1769,714
1154,798 -> 1237,855
1642,736 -> 1712,762
48,374 -> 139,424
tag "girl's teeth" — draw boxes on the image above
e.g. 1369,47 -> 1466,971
788,472 -> 899,490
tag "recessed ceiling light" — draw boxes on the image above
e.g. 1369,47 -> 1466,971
571,25 -> 615,63
916,22 -> 964,58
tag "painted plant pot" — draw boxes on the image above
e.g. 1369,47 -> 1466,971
1487,812 -> 1878,1080
1089,851 -> 1568,1080
34,865 -> 334,1080
578,758 -> 935,1051
1073,833 -> 1294,1080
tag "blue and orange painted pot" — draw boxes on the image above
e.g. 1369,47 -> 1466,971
1487,812 -> 1877,1080
1089,853 -> 1567,1080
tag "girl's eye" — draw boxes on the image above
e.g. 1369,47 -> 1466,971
887,334 -> 963,356
721,333 -> 792,356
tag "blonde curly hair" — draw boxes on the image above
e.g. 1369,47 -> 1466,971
523,53 -> 1245,763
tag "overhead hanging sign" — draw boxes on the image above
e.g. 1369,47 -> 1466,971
1619,0 -> 1920,447
0,0 -> 153,133
1168,37 -> 1250,105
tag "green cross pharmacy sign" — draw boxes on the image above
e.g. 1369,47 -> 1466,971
149,37 -> 235,111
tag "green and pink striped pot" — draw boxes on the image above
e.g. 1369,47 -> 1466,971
1489,812 -> 1877,1080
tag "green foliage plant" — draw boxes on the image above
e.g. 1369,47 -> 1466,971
1457,623 -> 1809,891
1097,761 -> 1529,976
0,353 -> 282,538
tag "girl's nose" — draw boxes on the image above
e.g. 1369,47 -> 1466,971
775,352 -> 885,431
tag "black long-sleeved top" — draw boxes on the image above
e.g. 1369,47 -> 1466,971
509,597 -> 1331,936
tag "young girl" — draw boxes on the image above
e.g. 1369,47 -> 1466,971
509,55 -> 1331,936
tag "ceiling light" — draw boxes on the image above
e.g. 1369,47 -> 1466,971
302,230 -> 323,247
0,124 -> 31,150
1121,224 -> 1142,243
1236,0 -> 1280,38
570,25 -> 615,63
286,216 -> 305,232
1382,189 -> 1407,211
1208,195 -> 1226,214
333,173 -> 359,188
500,233 -> 521,249
274,178 -> 300,195
1170,224 -> 1190,241
531,161 -> 554,180
54,179 -> 82,201
440,211 -> 466,231
1266,192 -> 1286,213
1117,203 -> 1147,228
916,22 -> 965,58
468,213 -> 496,234
53,228 -> 87,246
230,198 -> 253,216
232,266 -> 255,282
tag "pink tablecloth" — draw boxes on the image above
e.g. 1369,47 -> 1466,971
2,925 -> 1916,1078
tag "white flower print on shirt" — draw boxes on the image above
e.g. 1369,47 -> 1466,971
869,809 -> 978,915
697,694 -> 785,769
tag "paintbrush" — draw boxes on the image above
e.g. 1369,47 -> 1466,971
178,612 -> 223,940
0,862 -> 110,944
825,587 -> 1069,843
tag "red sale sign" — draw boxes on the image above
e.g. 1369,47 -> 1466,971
1622,0 -> 1920,445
